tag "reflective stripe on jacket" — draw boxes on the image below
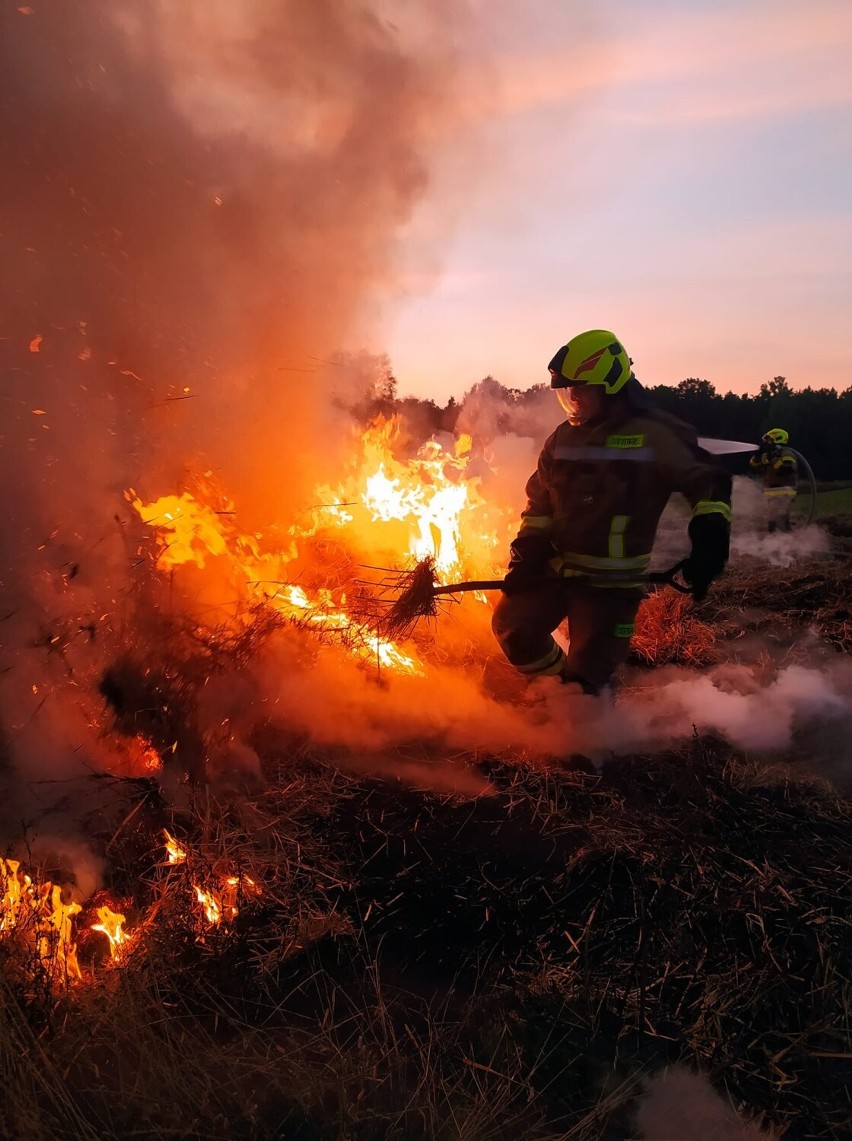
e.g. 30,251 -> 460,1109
749,447 -> 798,491
516,408 -> 732,582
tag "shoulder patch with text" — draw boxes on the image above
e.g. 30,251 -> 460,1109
606,434 -> 645,449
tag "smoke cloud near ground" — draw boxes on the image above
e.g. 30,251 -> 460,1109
243,636 -> 852,789
635,1065 -> 778,1141
728,476 -> 831,565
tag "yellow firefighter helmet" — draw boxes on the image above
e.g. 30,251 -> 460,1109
548,330 -> 633,395
763,428 -> 789,445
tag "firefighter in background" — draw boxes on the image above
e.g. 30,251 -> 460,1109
749,428 -> 798,533
492,330 -> 732,695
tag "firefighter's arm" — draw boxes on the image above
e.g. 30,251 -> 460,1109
773,452 -> 798,477
503,438 -> 557,593
657,427 -> 732,602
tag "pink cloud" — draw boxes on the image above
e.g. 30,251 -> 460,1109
448,1 -> 852,128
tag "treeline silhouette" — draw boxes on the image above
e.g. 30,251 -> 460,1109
643,375 -> 852,481
365,371 -> 851,481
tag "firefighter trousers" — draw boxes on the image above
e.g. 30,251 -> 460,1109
765,491 -> 795,533
491,580 -> 643,692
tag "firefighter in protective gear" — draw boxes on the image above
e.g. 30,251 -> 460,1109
492,330 -> 732,694
749,428 -> 798,533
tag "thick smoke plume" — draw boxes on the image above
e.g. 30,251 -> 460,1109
2,4 -> 848,826
1,1 -> 461,529
0,0 -> 465,814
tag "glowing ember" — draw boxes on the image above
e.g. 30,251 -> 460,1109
136,734 -> 162,773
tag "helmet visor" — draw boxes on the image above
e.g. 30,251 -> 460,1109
555,384 -> 601,425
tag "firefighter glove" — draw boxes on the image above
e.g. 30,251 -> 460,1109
682,513 -> 730,602
502,532 -> 555,594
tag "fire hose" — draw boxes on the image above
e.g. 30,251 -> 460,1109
788,447 -> 818,526
698,436 -> 817,527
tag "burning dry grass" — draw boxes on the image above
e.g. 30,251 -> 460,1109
3,556 -> 852,1138
2,734 -> 850,1139
631,552 -> 852,668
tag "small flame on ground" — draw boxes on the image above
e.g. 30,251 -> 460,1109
91,905 -> 128,959
193,874 -> 260,926
1,858 -> 83,981
164,830 -> 187,864
194,884 -> 222,925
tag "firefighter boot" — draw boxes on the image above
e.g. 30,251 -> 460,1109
558,668 -> 599,696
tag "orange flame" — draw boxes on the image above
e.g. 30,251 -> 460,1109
129,415 -> 511,676
91,905 -> 128,960
194,884 -> 222,925
43,885 -> 82,980
193,873 -> 259,926
163,830 -> 187,865
2,859 -> 83,981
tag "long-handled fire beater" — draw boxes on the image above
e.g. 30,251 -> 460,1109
378,435 -> 818,639
380,557 -> 694,639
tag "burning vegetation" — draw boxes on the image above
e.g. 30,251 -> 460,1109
2,3 -> 852,1139
2,404 -> 852,1138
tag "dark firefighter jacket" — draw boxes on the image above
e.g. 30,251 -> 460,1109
749,446 -> 798,494
516,399 -> 732,584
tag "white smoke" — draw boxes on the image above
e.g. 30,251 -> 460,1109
635,1066 -> 779,1141
234,622 -> 852,792
517,658 -> 852,778
728,476 -> 831,566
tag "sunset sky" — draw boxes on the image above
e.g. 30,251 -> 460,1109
379,0 -> 852,404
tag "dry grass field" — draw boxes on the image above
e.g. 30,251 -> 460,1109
2,538 -> 851,1141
